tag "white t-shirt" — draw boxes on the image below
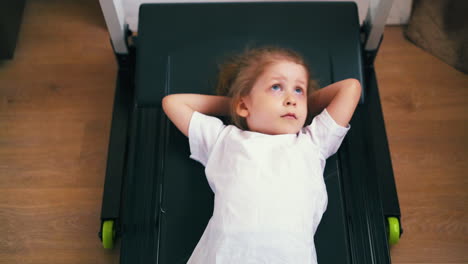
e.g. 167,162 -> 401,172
186,109 -> 350,264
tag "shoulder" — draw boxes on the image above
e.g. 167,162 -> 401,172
190,111 -> 224,126
307,109 -> 350,134
302,109 -> 351,159
189,111 -> 227,138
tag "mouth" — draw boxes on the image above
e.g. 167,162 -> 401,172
281,113 -> 297,120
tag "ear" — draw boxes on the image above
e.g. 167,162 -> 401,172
235,98 -> 249,118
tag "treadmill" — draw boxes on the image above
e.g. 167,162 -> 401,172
98,1 -> 402,263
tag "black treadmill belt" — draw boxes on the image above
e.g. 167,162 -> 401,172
125,2 -> 364,263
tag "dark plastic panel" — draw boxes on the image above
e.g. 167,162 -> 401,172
113,2 -> 399,264
135,2 -> 364,106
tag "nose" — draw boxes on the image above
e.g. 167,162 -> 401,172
284,93 -> 296,106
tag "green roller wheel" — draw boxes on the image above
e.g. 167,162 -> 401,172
388,217 -> 400,246
102,220 -> 115,249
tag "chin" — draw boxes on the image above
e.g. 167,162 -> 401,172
286,130 -> 301,135
285,125 -> 303,134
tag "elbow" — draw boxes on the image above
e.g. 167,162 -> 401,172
162,94 -> 174,114
162,95 -> 168,111
346,78 -> 362,98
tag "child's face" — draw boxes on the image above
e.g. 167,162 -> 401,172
238,61 -> 308,135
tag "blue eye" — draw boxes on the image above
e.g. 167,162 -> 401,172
271,84 -> 281,91
295,87 -> 304,94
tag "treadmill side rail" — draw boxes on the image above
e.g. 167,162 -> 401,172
364,61 -> 403,232
99,48 -> 135,244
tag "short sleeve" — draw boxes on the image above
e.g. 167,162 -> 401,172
188,111 -> 226,166
305,108 -> 351,159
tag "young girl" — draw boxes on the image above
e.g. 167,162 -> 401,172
162,47 -> 361,264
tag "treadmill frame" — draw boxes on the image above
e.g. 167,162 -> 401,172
98,1 -> 402,263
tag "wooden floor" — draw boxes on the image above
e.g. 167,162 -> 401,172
0,1 -> 466,264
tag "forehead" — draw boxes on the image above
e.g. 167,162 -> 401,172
261,61 -> 307,83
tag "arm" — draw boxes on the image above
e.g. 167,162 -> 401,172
308,78 -> 362,127
162,94 -> 230,137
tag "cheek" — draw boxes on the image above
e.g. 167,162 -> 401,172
300,95 -> 308,107
251,95 -> 276,110
299,98 -> 308,115
301,97 -> 308,107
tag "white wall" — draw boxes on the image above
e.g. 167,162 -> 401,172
122,0 -> 412,32
387,0 -> 412,25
